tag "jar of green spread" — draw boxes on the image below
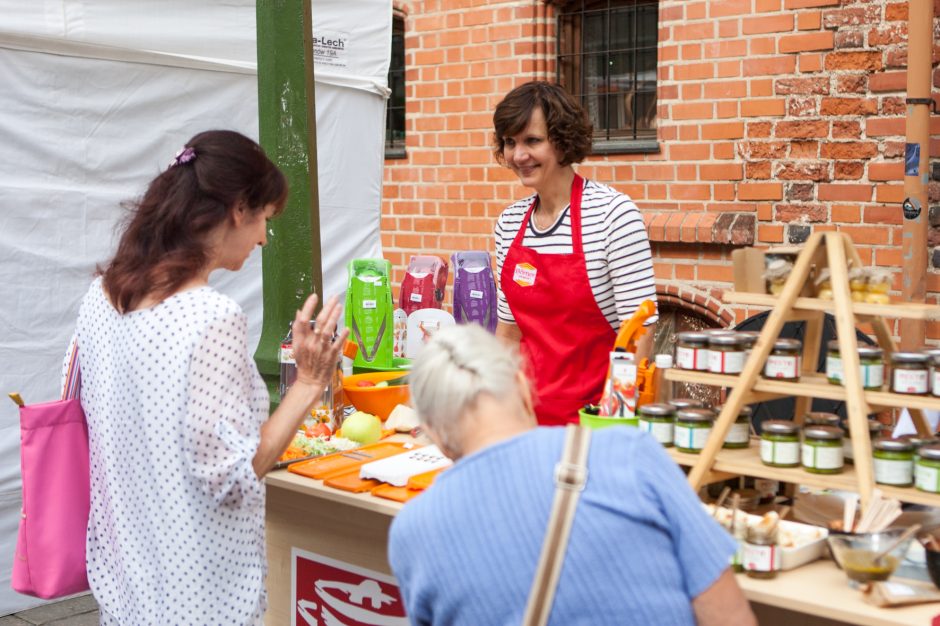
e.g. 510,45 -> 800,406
873,438 -> 915,487
721,404 -> 752,449
899,435 -> 940,450
763,338 -> 802,381
916,445 -> 940,493
674,408 -> 716,454
802,426 -> 845,474
638,403 -> 675,447
843,419 -> 883,464
708,334 -> 746,375
804,412 -> 840,428
675,332 -> 710,371
858,345 -> 885,391
760,420 -> 800,468
891,352 -> 929,395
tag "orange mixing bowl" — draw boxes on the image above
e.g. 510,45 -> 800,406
342,371 -> 410,420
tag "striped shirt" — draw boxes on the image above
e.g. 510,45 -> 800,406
494,177 -> 658,330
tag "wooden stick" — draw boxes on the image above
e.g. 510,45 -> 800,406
873,524 -> 921,565
715,486 -> 732,510
843,494 -> 858,534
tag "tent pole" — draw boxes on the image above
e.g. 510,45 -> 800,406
899,0 -> 933,349
255,0 -> 323,408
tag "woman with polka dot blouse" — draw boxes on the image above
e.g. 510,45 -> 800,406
72,130 -> 348,625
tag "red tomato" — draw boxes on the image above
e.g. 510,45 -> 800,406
311,423 -> 332,438
356,380 -> 376,388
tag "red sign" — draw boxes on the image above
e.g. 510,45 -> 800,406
291,548 -> 408,626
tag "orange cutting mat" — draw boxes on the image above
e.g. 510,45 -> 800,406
288,441 -> 410,481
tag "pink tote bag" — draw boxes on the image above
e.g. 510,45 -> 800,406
12,345 -> 90,598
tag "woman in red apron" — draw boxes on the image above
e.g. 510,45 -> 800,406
492,82 -> 658,425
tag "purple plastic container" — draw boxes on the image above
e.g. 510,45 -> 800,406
451,251 -> 497,333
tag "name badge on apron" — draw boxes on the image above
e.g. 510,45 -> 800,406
512,262 -> 537,287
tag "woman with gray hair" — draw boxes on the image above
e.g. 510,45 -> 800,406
388,324 -> 755,626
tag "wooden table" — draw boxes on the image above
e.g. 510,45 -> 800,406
264,469 -> 939,626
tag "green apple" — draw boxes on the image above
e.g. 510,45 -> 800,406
341,411 -> 382,444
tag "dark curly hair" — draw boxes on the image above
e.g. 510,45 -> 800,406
102,130 -> 287,313
492,81 -> 593,166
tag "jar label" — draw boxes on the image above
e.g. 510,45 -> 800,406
744,542 -> 779,572
874,457 -> 914,485
933,370 -> 940,397
764,354 -> 801,379
893,368 -> 928,394
675,424 -> 711,450
916,463 -> 940,493
639,419 -> 674,446
861,363 -> 884,388
826,355 -> 843,383
708,349 -> 745,374
724,421 -> 750,444
802,443 -> 844,470
760,439 -> 799,465
676,346 -> 708,371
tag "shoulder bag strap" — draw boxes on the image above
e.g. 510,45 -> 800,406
522,424 -> 592,626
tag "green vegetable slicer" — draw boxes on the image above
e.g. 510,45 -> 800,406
345,258 -> 394,371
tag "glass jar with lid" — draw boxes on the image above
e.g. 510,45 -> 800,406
928,352 -> 940,398
764,259 -> 791,296
760,420 -> 800,468
735,331 -> 760,355
804,412 -> 840,428
708,334 -> 746,375
721,404 -> 753,449
637,403 -> 675,447
916,445 -> 940,493
899,434 -> 940,450
674,408 -> 716,454
668,398 -> 705,412
802,426 -> 845,474
843,419 -> 883,464
848,267 -> 867,302
865,268 -> 892,304
763,338 -> 802,381
744,524 -> 780,579
873,438 -> 915,487
891,352 -> 929,395
858,345 -> 885,390
675,332 -> 710,371
826,342 -> 884,390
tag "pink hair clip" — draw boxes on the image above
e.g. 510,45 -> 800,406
169,146 -> 197,167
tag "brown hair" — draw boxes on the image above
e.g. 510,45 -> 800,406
101,130 -> 287,313
492,81 -> 593,166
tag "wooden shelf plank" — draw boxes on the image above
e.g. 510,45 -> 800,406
665,369 -> 940,411
666,444 -> 940,508
724,291 -> 940,320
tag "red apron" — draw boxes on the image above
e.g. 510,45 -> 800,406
500,175 -> 616,426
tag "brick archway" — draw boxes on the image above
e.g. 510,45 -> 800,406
656,284 -> 736,328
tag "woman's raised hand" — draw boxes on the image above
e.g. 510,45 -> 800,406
292,294 -> 350,390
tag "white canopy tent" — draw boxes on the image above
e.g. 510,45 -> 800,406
0,1 -> 390,613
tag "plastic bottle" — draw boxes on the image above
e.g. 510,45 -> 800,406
653,354 -> 673,404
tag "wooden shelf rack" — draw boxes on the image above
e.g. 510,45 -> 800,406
667,231 -> 939,512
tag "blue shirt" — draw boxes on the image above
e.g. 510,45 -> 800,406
388,427 -> 735,626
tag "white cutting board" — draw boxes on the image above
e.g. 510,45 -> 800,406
406,308 -> 456,359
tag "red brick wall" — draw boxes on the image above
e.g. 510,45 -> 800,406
382,0 -> 940,337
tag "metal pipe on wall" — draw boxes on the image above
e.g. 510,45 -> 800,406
899,0 -> 935,349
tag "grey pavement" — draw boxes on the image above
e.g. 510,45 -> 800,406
1,595 -> 98,625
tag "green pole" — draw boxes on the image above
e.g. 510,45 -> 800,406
255,0 -> 324,408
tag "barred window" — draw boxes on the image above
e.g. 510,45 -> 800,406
385,15 -> 406,157
557,0 -> 659,153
